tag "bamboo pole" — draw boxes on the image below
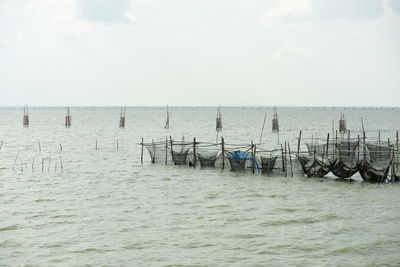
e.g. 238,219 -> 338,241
280,144 -> 285,174
297,130 -> 302,156
165,138 -> 168,165
60,156 -> 63,170
170,136 -> 174,162
32,158 -> 35,173
152,139 -> 155,164
288,142 -> 293,177
38,139 -> 41,152
221,137 -> 225,170
141,137 -> 144,164
259,111 -> 267,145
325,133 -> 330,161
251,141 -> 255,174
41,158 -> 44,172
12,152 -> 19,171
193,137 -> 196,168
284,142 -> 288,177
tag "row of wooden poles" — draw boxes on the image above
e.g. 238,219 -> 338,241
20,106 -> 349,135
21,106 -> 126,128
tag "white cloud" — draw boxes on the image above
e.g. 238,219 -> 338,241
258,0 -> 314,24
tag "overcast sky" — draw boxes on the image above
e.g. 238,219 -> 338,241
0,0 -> 399,106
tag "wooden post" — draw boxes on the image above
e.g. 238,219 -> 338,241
251,141 -> 255,174
335,130 -> 338,155
284,142 -> 288,177
192,137 -> 196,168
280,144 -> 285,174
60,144 -> 63,151
38,139 -> 41,152
288,142 -> 293,177
60,156 -> 64,170
32,158 -> 34,173
117,140 -> 119,150
396,130 -> 399,151
357,135 -> 360,162
41,158 -> 44,172
297,130 -> 302,156
221,137 -> 225,170
152,139 -> 155,164
169,136 -> 174,162
13,152 -> 19,171
95,140 -> 98,150
259,111 -> 267,145
363,131 -> 366,160
141,137 -> 144,164
325,133 -> 330,160
0,141 -> 3,151
165,138 -> 168,165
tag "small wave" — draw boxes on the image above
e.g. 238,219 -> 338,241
34,198 -> 54,202
233,233 -> 265,239
71,248 -> 112,254
0,224 -> 19,232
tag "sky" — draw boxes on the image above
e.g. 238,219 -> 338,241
0,0 -> 399,106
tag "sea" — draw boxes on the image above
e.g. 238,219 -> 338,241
1,106 -> 399,266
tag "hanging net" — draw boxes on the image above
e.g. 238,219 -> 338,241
226,150 -> 251,171
170,140 -> 191,166
260,156 -> 278,175
358,143 -> 392,183
329,140 -> 359,178
197,151 -> 219,168
145,141 -> 170,164
297,155 -> 331,177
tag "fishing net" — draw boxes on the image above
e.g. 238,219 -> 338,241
226,150 -> 250,171
366,143 -> 392,164
171,150 -> 189,165
336,140 -> 359,159
197,151 -> 219,168
145,142 -> 170,164
305,142 -> 336,158
297,155 -> 331,177
260,156 -> 278,175
170,141 -> 191,166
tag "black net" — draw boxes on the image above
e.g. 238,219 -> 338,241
226,151 -> 249,171
171,150 -> 189,165
260,156 -> 278,174
336,140 -> 359,159
297,155 -> 331,177
366,143 -> 392,163
198,151 -> 219,168
145,142 -> 169,164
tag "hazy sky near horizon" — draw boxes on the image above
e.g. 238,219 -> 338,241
0,0 -> 399,106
